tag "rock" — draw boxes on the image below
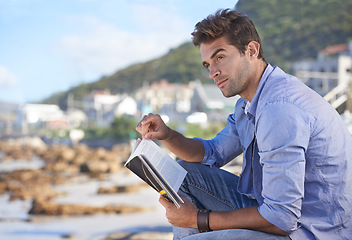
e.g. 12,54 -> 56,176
97,183 -> 146,194
104,232 -> 131,239
104,232 -> 173,240
2,169 -> 64,201
108,161 -> 121,173
95,147 -> 108,159
61,233 -> 76,239
60,148 -> 76,161
80,160 -> 110,173
111,143 -> 131,156
71,153 -> 87,165
0,181 -> 7,194
28,197 -> 150,216
0,138 -> 151,219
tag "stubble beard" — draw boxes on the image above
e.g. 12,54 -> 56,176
220,77 -> 242,98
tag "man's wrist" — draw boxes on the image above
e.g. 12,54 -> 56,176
197,209 -> 212,232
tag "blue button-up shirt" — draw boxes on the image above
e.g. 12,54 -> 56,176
199,64 -> 352,239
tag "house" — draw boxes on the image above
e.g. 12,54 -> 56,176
83,90 -> 137,127
66,109 -> 87,129
135,79 -> 239,123
20,103 -> 67,130
114,95 -> 138,117
293,42 -> 352,96
190,79 -> 239,121
135,80 -> 194,121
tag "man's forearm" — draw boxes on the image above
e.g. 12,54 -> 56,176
161,128 -> 205,163
209,206 -> 290,236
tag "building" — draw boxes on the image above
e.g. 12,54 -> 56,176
135,79 -> 239,123
190,80 -> 239,122
83,90 -> 137,127
135,80 -> 194,121
20,103 -> 67,130
293,41 -> 352,112
293,42 -> 352,95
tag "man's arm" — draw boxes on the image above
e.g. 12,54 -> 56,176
210,206 -> 290,235
136,113 -> 205,163
160,127 -> 205,163
160,196 -> 289,236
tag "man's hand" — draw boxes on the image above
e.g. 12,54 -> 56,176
136,113 -> 205,163
159,195 -> 198,229
136,113 -> 170,140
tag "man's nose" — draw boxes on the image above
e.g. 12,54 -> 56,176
209,67 -> 220,79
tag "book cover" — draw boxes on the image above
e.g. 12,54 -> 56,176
125,139 -> 187,208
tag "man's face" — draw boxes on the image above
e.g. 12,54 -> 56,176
200,36 -> 252,99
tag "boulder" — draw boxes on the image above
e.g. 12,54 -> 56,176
80,160 -> 110,173
28,197 -> 149,216
97,183 -> 146,194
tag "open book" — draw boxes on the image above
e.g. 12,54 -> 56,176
124,138 -> 187,208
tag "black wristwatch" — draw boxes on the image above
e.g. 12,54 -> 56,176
197,209 -> 213,232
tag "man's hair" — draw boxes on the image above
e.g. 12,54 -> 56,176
192,9 -> 265,60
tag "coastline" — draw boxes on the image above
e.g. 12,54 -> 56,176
0,169 -> 172,240
0,142 -> 173,240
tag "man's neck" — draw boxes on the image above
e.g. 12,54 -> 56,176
244,60 -> 268,102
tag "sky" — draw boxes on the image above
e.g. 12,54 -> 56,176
0,0 -> 238,104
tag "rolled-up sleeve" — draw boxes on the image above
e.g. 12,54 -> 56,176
256,102 -> 310,233
197,114 -> 243,168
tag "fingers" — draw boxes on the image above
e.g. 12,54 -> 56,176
159,195 -> 174,208
159,195 -> 177,225
141,121 -> 151,139
159,195 -> 198,228
136,114 -> 151,138
135,113 -> 163,139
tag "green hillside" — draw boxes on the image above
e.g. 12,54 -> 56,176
43,42 -> 209,109
43,0 -> 352,109
236,0 -> 352,69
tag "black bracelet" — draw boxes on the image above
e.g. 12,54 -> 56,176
197,209 -> 212,233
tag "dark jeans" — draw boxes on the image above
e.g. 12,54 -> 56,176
174,161 -> 290,240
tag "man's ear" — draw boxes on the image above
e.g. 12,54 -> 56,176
247,41 -> 260,58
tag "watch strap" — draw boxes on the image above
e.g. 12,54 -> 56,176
197,209 -> 212,233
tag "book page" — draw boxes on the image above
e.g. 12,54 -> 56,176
127,139 -> 187,192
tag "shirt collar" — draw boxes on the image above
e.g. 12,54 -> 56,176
244,101 -> 251,114
246,64 -> 275,117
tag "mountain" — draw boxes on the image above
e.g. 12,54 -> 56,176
43,42 -> 209,110
43,0 -> 352,109
236,0 -> 352,70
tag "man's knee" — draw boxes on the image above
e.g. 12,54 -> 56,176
177,159 -> 207,169
177,159 -> 195,168
177,160 -> 212,177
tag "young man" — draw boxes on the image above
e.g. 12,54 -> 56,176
136,9 -> 352,240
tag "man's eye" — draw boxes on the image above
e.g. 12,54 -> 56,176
217,56 -> 223,61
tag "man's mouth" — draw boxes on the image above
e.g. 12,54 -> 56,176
216,78 -> 228,88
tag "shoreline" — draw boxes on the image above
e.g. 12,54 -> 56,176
0,139 -> 173,240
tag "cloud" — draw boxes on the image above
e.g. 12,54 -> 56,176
0,66 -> 18,87
131,2 -> 185,34
54,4 -> 191,81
